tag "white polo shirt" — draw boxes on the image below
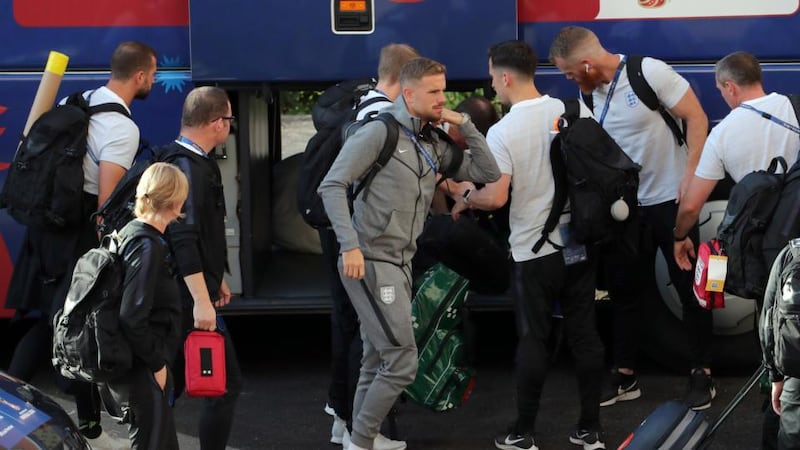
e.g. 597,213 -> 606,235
592,55 -> 689,206
696,93 -> 799,182
80,86 -> 139,195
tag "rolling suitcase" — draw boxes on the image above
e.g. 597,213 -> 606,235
619,364 -> 766,450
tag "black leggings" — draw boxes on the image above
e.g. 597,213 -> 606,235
108,366 -> 179,450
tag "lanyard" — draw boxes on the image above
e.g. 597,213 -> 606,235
177,136 -> 209,158
400,125 -> 437,173
598,55 -> 628,126
739,103 -> 800,135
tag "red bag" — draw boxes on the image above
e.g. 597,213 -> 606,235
184,330 -> 226,397
693,239 -> 726,310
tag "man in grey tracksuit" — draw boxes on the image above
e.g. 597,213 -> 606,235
319,57 -> 501,450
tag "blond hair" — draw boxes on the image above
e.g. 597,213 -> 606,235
377,43 -> 419,85
134,162 -> 189,219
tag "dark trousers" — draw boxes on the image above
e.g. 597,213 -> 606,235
320,228 -> 362,423
173,313 -> 243,450
604,200 -> 712,370
107,366 -> 179,450
512,252 -> 604,433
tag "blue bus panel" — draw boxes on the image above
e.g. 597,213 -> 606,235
189,0 -> 517,82
0,1 -> 189,70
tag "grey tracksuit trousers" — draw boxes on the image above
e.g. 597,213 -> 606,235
339,259 -> 418,450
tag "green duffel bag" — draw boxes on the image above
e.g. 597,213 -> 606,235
405,264 -> 476,411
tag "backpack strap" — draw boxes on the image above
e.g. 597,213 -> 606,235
532,99 -> 576,254
84,99 -> 133,166
580,91 -> 594,112
355,95 -> 391,116
352,113 -> 399,201
627,55 -> 686,147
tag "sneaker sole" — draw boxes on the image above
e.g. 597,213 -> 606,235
495,443 -> 538,450
569,437 -> 605,450
599,388 -> 641,406
689,387 -> 717,411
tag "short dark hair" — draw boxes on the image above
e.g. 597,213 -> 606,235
455,96 -> 499,136
488,40 -> 538,79
181,87 -> 230,127
399,57 -> 446,87
110,41 -> 157,80
715,51 -> 762,86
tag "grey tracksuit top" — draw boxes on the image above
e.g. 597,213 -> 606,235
318,96 -> 501,267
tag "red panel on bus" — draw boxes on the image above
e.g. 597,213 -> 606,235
518,0 -> 600,22
13,0 -> 189,27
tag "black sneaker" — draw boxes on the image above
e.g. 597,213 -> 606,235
599,371 -> 641,406
494,429 -> 538,450
569,429 -> 606,450
685,368 -> 716,410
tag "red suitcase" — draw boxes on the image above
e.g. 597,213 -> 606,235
184,330 -> 226,397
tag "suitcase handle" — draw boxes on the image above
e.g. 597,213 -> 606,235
698,363 -> 766,448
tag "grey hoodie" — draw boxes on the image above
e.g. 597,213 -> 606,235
318,96 -> 501,267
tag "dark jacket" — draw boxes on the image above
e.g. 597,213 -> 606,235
164,142 -> 227,301
118,220 -> 182,372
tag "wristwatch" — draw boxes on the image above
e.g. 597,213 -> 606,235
460,112 -> 471,126
462,188 -> 473,204
673,227 -> 689,241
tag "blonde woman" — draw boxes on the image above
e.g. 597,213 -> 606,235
107,162 -> 188,450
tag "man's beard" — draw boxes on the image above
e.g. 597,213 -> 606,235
134,87 -> 151,100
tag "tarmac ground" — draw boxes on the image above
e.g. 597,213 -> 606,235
1,311 -> 768,449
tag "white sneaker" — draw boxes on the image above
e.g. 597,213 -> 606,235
86,430 -> 131,450
374,433 -> 407,450
343,429 -> 351,449
331,414 -> 347,444
343,429 -> 407,450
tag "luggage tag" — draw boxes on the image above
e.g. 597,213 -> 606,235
558,223 -> 588,266
706,254 -> 727,292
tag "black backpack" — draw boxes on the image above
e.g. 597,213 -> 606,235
581,55 -> 685,146
296,79 -> 399,228
760,95 -> 800,270
764,243 -> 800,377
0,91 -> 130,230
718,95 -> 800,299
717,157 -> 787,299
534,99 -> 641,252
94,145 -> 183,235
52,232 -> 141,383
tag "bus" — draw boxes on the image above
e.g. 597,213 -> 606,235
2,0 -> 799,368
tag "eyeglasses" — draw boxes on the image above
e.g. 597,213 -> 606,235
217,116 -> 236,126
